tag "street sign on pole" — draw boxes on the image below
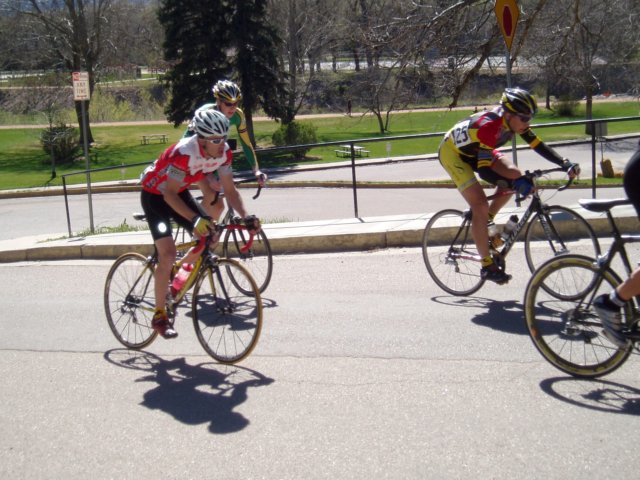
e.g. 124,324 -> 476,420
494,0 -> 519,51
71,71 -> 94,232
495,0 -> 520,167
72,71 -> 90,101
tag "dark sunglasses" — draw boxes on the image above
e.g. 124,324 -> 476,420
223,101 -> 238,107
516,114 -> 532,122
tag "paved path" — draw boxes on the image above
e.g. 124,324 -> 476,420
0,140 -> 637,262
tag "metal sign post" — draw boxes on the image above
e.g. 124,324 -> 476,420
495,0 -> 520,166
72,71 -> 94,233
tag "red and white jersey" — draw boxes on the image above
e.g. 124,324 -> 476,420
140,135 -> 233,195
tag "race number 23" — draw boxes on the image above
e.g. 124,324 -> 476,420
452,120 -> 471,148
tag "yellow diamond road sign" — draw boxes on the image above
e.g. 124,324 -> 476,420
495,0 -> 519,51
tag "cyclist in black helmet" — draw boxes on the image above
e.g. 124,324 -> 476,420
594,139 -> 640,347
438,87 -> 580,284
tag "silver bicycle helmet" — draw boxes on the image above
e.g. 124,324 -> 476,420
501,87 -> 538,117
212,80 -> 242,103
189,109 -> 229,138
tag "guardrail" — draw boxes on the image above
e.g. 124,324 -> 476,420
60,116 -> 639,235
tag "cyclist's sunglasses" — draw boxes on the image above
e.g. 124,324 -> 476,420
223,101 -> 238,107
516,114 -> 532,122
203,136 -> 226,145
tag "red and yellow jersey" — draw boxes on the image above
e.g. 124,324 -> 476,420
443,107 -> 563,171
140,135 -> 232,195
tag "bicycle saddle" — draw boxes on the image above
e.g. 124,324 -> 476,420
578,198 -> 630,213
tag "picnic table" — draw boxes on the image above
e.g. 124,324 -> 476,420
140,134 -> 169,145
334,145 -> 370,158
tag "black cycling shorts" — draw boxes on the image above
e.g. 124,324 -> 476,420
140,189 -> 199,241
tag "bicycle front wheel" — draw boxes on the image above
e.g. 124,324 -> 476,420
524,205 -> 600,273
524,255 -> 632,378
192,258 -> 263,364
422,209 -> 484,296
104,252 -> 158,349
223,227 -> 273,294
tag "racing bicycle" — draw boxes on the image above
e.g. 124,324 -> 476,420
207,179 -> 273,293
523,198 -> 640,378
172,179 -> 273,293
422,167 -> 600,296
104,221 -> 263,364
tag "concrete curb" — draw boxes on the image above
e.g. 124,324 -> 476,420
2,207 -> 638,263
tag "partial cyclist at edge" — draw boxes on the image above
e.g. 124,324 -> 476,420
140,109 -> 262,339
437,87 -> 580,284
593,139 -> 640,347
186,79 -> 267,221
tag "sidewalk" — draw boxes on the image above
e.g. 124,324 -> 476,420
1,204 -> 638,263
1,137 -> 638,263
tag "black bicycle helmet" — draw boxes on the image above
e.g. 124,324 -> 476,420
189,109 -> 229,138
212,80 -> 242,103
501,87 -> 538,117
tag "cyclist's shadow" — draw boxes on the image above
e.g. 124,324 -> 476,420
432,295 -> 528,335
104,349 -> 274,434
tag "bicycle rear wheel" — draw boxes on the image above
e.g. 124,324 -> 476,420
422,209 -> 484,296
104,252 -> 158,349
192,258 -> 263,364
223,227 -> 273,294
524,255 -> 632,378
524,205 -> 600,273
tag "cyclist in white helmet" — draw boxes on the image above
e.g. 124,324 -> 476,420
140,109 -> 261,339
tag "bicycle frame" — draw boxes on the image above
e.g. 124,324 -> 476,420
453,168 -> 574,264
578,201 -> 640,318
452,189 -> 561,264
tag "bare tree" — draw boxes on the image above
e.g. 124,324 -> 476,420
523,0 -> 640,117
268,0 -> 345,121
13,0 -> 115,143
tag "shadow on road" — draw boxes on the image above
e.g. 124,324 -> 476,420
540,376 -> 640,415
432,295 -> 528,335
104,349 -> 274,434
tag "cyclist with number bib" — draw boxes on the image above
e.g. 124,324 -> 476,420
186,80 -> 267,220
438,87 -> 580,284
140,109 -> 261,339
594,139 -> 640,347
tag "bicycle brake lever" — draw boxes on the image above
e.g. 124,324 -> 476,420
558,175 -> 575,192
252,185 -> 262,200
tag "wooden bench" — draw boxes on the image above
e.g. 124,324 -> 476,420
140,134 -> 168,145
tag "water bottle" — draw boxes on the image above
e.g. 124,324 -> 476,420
170,263 -> 193,296
488,221 -> 503,248
500,215 -> 519,241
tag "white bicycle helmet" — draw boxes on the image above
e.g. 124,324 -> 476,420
212,80 -> 242,103
189,109 -> 229,138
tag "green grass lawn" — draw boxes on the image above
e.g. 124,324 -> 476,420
0,101 -> 637,190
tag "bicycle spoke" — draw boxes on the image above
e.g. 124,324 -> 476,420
223,227 -> 273,294
525,205 -> 600,273
104,253 -> 158,349
524,256 -> 631,378
422,209 -> 484,296
192,260 -> 263,364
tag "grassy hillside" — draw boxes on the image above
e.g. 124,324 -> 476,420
0,100 -> 637,190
